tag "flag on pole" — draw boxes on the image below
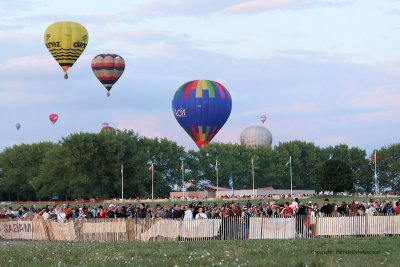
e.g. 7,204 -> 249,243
121,164 -> 123,175
229,176 -> 234,197
149,164 -> 153,173
285,157 -> 291,167
251,158 -> 254,170
215,160 -> 219,171
374,151 -> 376,163
329,154 -> 332,160
180,161 -> 183,172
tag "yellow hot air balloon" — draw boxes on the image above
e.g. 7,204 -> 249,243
44,21 -> 88,79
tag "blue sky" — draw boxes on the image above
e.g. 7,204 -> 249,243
0,0 -> 399,153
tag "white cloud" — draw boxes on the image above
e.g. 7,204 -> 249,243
222,0 -> 315,15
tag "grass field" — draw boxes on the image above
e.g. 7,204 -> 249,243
2,195 -> 399,210
1,237 -> 399,266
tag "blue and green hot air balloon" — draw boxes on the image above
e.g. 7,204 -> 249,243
172,80 -> 232,149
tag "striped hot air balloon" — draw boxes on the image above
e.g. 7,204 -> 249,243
91,54 -> 125,97
172,80 -> 232,149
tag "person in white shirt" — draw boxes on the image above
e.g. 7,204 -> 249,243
57,208 -> 66,224
43,208 -> 50,221
195,207 -> 207,219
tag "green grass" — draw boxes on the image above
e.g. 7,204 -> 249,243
0,237 -> 399,266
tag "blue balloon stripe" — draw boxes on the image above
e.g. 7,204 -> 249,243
100,80 -> 117,85
92,66 -> 125,71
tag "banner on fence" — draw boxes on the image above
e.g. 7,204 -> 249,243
249,217 -> 296,239
0,220 -> 44,240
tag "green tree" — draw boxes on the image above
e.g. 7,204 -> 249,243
0,142 -> 54,201
317,159 -> 354,194
273,141 -> 321,190
329,144 -> 373,192
375,144 -> 400,193
142,136 -> 186,198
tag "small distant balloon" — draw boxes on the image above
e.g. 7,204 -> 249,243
101,122 -> 115,132
49,114 -> 59,124
260,115 -> 267,124
15,123 -> 21,131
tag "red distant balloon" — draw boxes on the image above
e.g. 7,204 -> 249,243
49,114 -> 59,124
101,122 -> 115,132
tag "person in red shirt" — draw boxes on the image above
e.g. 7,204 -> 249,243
232,204 -> 241,217
97,207 -> 108,218
281,202 -> 294,217
394,202 -> 400,214
64,206 -> 72,217
221,206 -> 230,218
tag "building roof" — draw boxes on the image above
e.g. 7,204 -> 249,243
257,187 -> 274,190
203,185 -> 231,191
204,185 -> 274,191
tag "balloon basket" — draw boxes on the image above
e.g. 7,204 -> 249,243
107,92 -> 110,97
64,73 -> 68,79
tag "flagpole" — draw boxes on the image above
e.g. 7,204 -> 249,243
375,151 -> 378,195
290,156 -> 293,197
252,158 -> 255,198
121,164 -> 124,201
216,160 -> 219,199
182,160 -> 184,199
151,164 -> 154,200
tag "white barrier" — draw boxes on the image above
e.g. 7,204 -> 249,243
1,215 -> 399,242
140,219 -> 180,242
249,217 -> 296,239
317,216 -> 365,236
180,219 -> 221,239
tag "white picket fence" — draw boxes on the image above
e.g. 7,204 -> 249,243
0,215 -> 399,242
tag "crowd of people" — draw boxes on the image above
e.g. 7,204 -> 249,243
1,198 -> 400,223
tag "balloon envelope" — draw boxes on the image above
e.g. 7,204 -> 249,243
172,80 -> 232,149
49,114 -> 59,124
260,115 -> 267,124
15,123 -> 21,130
44,21 -> 89,78
91,54 -> 125,96
101,122 -> 115,132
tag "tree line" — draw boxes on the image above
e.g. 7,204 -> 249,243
0,130 -> 398,201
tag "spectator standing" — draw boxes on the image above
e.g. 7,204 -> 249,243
320,199 -> 333,215
139,203 -> 147,218
184,204 -> 194,220
281,202 -> 294,217
394,202 -> 400,214
23,207 -> 36,220
195,207 -> 207,219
